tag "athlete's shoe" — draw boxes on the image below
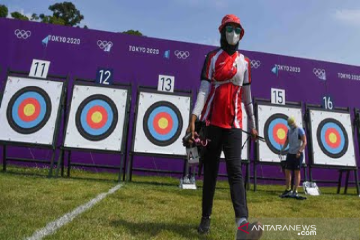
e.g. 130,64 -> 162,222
236,220 -> 263,240
197,217 -> 210,234
280,189 -> 292,198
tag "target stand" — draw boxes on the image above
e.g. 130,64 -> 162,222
59,78 -> 131,182
253,98 -> 308,191
126,86 -> 192,181
0,69 -> 67,177
305,104 -> 359,195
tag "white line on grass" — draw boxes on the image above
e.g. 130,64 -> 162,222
25,184 -> 123,240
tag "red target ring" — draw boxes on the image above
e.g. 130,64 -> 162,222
325,128 -> 341,149
86,105 -> 108,129
153,112 -> 173,135
18,98 -> 41,122
272,123 -> 288,145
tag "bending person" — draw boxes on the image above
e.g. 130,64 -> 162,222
280,116 -> 307,198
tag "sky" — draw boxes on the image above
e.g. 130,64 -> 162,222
2,0 -> 360,66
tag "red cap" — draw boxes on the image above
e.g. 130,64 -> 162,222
218,14 -> 245,40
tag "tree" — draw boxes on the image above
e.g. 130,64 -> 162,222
38,14 -> 65,25
122,30 -> 143,36
0,4 -> 8,18
45,2 -> 84,27
11,11 -> 29,21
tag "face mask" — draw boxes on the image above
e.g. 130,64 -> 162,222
225,30 -> 240,45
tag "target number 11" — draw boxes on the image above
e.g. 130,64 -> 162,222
271,88 -> 285,105
158,75 -> 175,93
29,59 -> 50,79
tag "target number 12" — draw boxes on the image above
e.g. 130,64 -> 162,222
271,88 -> 285,105
29,59 -> 50,79
158,75 -> 175,93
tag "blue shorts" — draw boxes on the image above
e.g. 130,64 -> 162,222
285,153 -> 303,170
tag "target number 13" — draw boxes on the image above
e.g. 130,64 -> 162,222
158,75 -> 175,93
271,88 -> 285,105
29,59 -> 50,79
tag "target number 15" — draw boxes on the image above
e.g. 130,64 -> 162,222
29,59 -> 50,79
158,75 -> 175,93
271,88 -> 285,105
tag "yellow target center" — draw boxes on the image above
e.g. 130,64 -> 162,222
24,104 -> 35,116
329,133 -> 337,143
91,111 -> 103,123
277,129 -> 286,139
158,117 -> 168,129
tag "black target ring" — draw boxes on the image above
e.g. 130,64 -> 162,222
143,101 -> 183,147
75,94 -> 118,141
316,118 -> 348,158
6,86 -> 52,134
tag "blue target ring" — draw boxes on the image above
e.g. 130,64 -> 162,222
75,94 -> 118,141
6,86 -> 51,134
80,100 -> 114,136
147,106 -> 179,141
264,113 -> 289,154
143,101 -> 183,146
316,118 -> 348,158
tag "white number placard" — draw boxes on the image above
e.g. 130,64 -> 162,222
271,88 -> 285,105
158,75 -> 175,92
29,59 -> 50,79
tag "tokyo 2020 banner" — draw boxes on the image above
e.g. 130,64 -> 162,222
1,18 -> 360,182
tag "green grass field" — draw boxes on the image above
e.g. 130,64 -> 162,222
0,165 -> 359,240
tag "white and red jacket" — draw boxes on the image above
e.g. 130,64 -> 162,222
192,48 -> 255,129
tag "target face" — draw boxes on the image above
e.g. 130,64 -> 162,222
257,104 -> 303,162
143,101 -> 182,146
264,113 -> 289,154
64,85 -> 128,152
6,86 -> 51,134
133,92 -> 190,155
75,94 -> 118,141
0,76 -> 63,145
316,118 -> 348,158
309,110 -> 356,167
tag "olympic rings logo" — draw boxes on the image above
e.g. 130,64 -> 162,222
313,68 -> 326,80
14,29 -> 31,39
97,40 -> 113,50
174,50 -> 190,59
250,60 -> 261,69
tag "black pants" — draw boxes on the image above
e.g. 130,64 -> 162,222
202,125 -> 248,219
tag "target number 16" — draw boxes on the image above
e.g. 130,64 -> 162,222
322,96 -> 333,110
29,59 -> 50,79
158,75 -> 175,93
271,88 -> 285,105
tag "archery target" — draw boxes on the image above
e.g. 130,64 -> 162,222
220,103 -> 250,160
133,92 -> 190,155
257,104 -> 303,162
64,85 -> 128,152
0,76 -> 63,145
309,110 -> 356,167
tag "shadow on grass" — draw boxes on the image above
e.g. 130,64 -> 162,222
0,169 -> 49,178
110,219 -> 206,239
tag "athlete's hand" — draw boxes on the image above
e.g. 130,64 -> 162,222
251,128 -> 258,140
296,152 -> 301,158
186,122 -> 195,144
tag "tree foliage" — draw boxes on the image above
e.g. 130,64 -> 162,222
11,11 -> 29,21
0,4 -> 8,18
122,30 -> 143,36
